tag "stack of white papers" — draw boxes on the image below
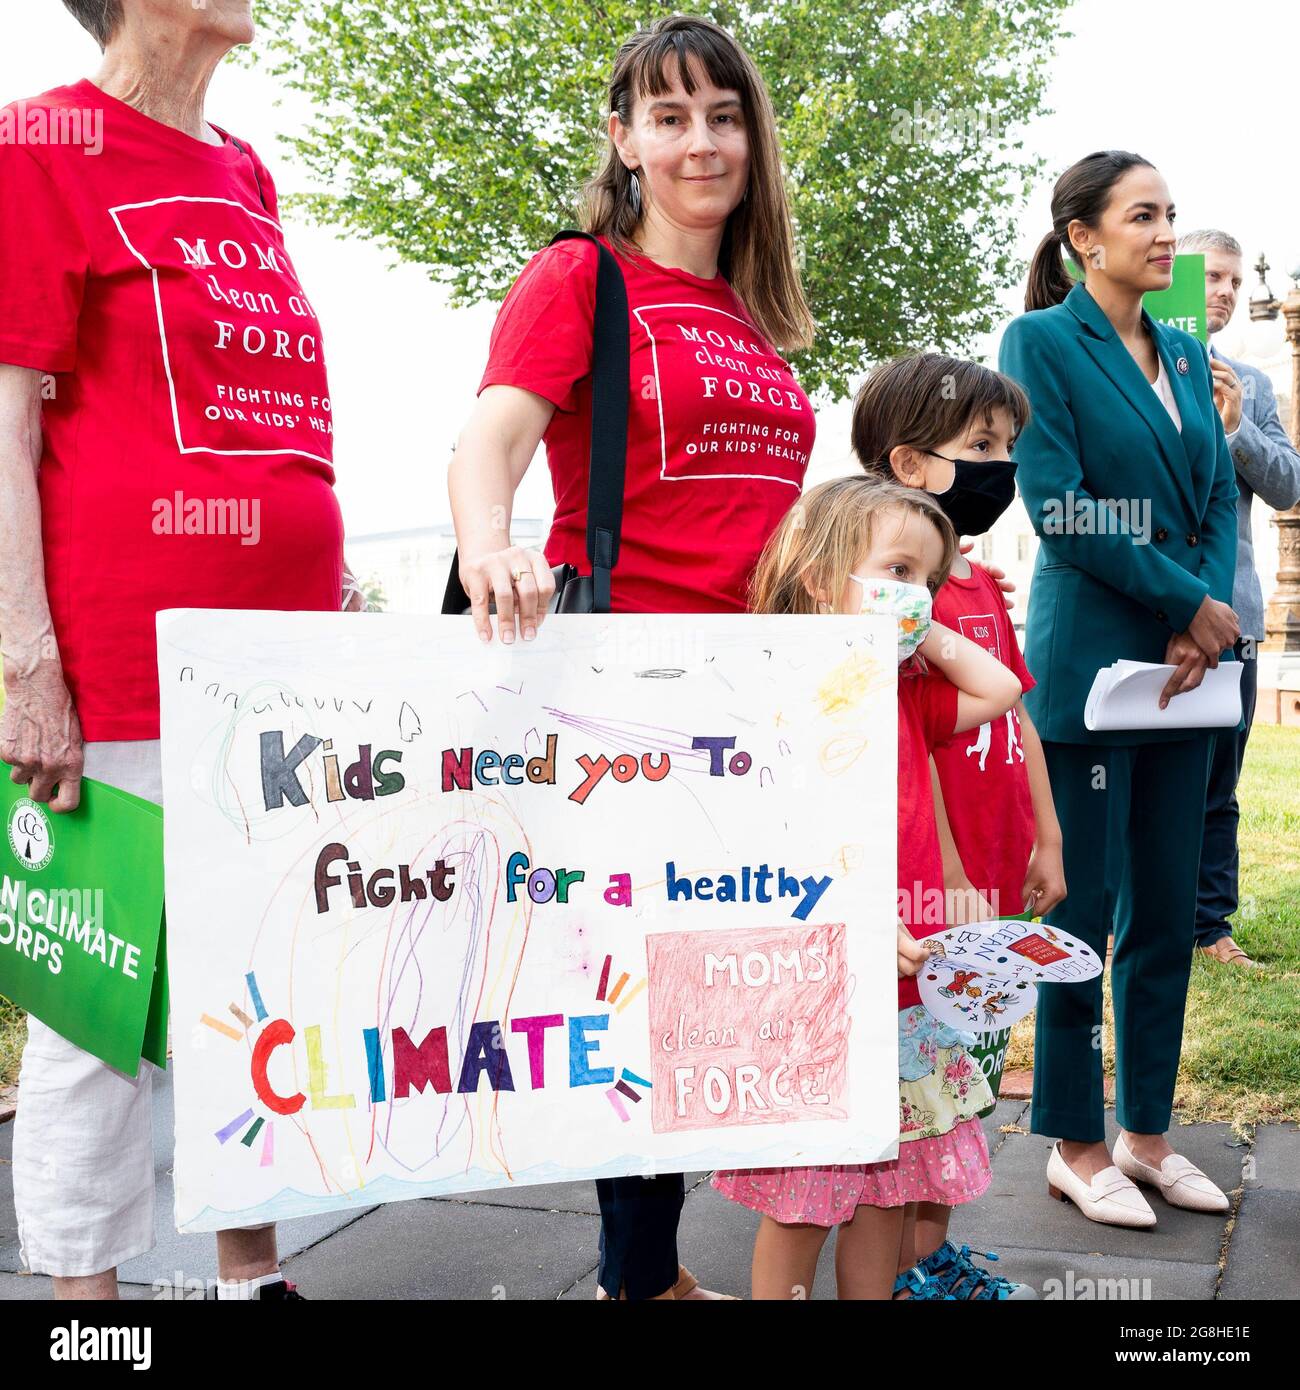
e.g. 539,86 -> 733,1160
1084,660 -> 1243,732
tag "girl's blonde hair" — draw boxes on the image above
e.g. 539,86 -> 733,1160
580,15 -> 815,352
749,477 -> 958,616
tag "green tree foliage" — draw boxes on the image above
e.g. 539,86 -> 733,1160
254,1 -> 1069,398
361,575 -> 388,612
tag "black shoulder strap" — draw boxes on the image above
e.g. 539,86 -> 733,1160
442,230 -> 629,614
550,231 -> 629,611
228,136 -> 269,212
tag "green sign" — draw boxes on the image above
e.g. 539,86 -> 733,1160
1143,253 -> 1208,344
1,767 -> 167,1075
1066,252 -> 1208,343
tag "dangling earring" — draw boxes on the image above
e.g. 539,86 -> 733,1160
628,169 -> 642,218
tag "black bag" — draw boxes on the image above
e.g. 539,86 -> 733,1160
441,230 -> 629,616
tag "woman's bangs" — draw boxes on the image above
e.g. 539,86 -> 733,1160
629,28 -> 749,106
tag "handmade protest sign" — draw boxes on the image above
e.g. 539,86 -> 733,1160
919,917 -> 1102,1034
966,910 -> 1032,1117
1,769 -> 166,1075
158,611 -> 901,1233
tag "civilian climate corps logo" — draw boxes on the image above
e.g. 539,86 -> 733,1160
7,799 -> 54,872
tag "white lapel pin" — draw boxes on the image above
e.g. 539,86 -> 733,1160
1176,356 -> 1189,375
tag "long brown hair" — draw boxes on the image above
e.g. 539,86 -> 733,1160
852,353 -> 1030,480
749,478 -> 957,616
580,15 -> 814,352
1025,150 -> 1155,311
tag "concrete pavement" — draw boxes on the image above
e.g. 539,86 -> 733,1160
1,1070 -> 1295,1300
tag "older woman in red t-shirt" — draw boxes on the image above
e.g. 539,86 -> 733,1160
448,16 -> 816,1299
0,0 -> 353,1300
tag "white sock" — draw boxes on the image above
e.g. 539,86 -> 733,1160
215,1272 -> 284,1300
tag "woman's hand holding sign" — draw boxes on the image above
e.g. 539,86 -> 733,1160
458,545 -> 556,647
0,656 -> 84,814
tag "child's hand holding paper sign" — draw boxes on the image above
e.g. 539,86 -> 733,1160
896,919 -> 930,978
919,917 -> 1102,1034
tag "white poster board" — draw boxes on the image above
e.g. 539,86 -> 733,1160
158,611 -> 899,1232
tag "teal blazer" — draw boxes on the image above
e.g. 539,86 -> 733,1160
998,283 -> 1238,745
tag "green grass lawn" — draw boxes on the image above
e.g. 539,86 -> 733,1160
1178,723 -> 1300,1129
0,995 -> 21,1092
2,724 -> 1297,1123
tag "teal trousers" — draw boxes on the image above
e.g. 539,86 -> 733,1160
1031,737 -> 1212,1142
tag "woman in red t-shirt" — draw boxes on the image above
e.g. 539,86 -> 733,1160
0,0 -> 347,1302
448,16 -> 816,1300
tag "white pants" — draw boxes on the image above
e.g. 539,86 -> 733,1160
13,741 -> 162,1277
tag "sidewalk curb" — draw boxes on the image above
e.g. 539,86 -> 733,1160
1000,1069 -> 1114,1102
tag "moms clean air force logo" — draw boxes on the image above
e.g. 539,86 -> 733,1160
7,799 -> 54,872
108,195 -> 334,466
634,302 -> 812,486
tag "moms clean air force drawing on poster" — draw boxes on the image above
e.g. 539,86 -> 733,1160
157,611 -> 900,1233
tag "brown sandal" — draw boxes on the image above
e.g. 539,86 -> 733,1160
671,1266 -> 738,1300
597,1266 -> 737,1300
1200,937 -> 1257,968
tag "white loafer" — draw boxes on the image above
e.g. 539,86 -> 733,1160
1113,1134 -> 1231,1214
1046,1142 -> 1157,1228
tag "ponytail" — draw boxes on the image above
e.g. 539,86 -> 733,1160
1026,230 -> 1077,312
1023,150 -> 1155,314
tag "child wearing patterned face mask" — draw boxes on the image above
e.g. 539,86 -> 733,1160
712,478 -> 1022,1300
852,353 -> 1065,1300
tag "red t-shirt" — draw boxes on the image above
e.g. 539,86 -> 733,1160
897,664 -> 960,1009
479,236 -> 816,613
931,561 -> 1037,915
0,82 -> 343,740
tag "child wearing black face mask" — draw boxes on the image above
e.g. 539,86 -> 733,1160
852,353 -> 1067,1301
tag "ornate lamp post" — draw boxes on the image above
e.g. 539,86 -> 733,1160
1247,254 -> 1300,722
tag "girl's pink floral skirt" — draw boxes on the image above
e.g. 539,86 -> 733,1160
712,1006 -> 995,1226
712,1116 -> 991,1225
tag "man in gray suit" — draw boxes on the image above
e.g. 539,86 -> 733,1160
1178,229 -> 1300,966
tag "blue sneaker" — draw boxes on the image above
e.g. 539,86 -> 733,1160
892,1264 -> 955,1300
919,1241 -> 1037,1300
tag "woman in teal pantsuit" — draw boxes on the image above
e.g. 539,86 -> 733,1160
998,151 -> 1240,1229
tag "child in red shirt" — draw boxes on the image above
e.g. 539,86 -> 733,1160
853,352 -> 1067,1300
713,478 -> 1023,1299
